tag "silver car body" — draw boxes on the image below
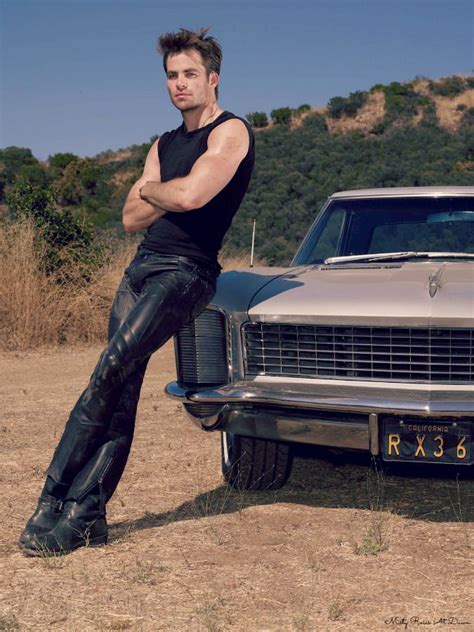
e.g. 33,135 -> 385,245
166,187 -> 474,462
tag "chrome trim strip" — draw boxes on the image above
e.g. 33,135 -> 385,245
246,314 -> 474,328
165,380 -> 474,417
164,390 -> 370,448
219,409 -> 369,450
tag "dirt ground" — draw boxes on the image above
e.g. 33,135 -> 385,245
1,344 -> 473,632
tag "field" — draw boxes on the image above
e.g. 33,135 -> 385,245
1,344 -> 473,631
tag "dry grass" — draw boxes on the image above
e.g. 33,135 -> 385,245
1,346 -> 473,630
0,221 -> 263,351
220,250 -> 266,271
1,222 -> 472,630
0,220 -> 60,349
0,344 -> 474,632
111,169 -> 137,186
95,147 -> 134,165
326,90 -> 386,134
0,219 -> 138,350
290,106 -> 327,130
434,88 -> 474,131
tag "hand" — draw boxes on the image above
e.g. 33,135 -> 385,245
140,181 -> 161,204
139,182 -> 149,200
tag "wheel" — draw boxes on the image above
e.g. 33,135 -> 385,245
221,432 -> 293,490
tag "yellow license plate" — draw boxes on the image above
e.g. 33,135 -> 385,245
382,420 -> 471,464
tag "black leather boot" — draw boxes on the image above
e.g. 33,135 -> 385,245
22,494 -> 107,556
18,476 -> 68,549
21,439 -> 126,556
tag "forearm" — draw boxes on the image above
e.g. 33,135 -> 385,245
139,179 -> 197,213
138,119 -> 250,213
122,197 -> 167,233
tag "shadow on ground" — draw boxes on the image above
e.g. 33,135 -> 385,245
110,446 -> 474,541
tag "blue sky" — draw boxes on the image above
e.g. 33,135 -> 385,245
1,0 -> 472,159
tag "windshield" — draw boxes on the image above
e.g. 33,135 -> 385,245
293,196 -> 474,265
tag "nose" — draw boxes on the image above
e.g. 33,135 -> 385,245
177,77 -> 187,91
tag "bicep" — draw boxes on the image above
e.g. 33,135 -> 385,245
187,120 -> 250,205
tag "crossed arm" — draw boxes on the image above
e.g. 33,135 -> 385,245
122,118 -> 249,233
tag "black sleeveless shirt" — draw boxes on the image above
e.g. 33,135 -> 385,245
140,111 -> 255,267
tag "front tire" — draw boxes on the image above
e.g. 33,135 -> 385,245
221,432 -> 293,490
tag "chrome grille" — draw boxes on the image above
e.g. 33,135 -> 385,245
175,309 -> 228,387
244,323 -> 474,383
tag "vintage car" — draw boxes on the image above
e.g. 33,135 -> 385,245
166,187 -> 474,489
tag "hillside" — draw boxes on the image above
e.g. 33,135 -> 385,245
297,77 -> 474,135
1,75 -> 473,264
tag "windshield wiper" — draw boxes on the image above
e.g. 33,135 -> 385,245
324,251 -> 474,264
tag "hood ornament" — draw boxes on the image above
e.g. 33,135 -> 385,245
428,264 -> 447,298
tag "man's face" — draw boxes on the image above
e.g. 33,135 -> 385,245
165,49 -> 218,112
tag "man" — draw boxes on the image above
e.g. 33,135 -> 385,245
18,27 -> 255,556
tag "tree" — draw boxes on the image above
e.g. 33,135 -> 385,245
270,107 -> 292,125
0,146 -> 47,199
0,146 -> 40,184
327,96 -> 346,119
48,152 -> 79,173
246,112 -> 269,128
55,161 -> 84,205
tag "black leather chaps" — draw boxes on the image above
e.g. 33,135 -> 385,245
42,249 -> 218,512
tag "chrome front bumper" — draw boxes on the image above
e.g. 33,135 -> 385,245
165,379 -> 474,453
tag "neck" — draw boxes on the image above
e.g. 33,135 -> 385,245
183,101 -> 222,132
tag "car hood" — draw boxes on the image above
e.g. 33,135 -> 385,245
246,261 -> 474,327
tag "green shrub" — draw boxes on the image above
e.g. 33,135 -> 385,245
382,82 -> 429,120
428,76 -> 466,97
327,91 -> 368,119
0,146 -> 48,197
370,121 -> 387,135
246,112 -> 269,128
370,83 -> 385,93
302,113 -> 328,132
327,96 -> 346,119
48,152 -> 79,174
5,181 -> 101,275
461,107 -> 474,127
420,102 -> 438,127
296,104 -> 311,113
270,107 -> 293,125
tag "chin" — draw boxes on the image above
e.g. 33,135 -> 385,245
175,103 -> 198,113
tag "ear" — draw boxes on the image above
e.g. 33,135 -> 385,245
209,71 -> 219,89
